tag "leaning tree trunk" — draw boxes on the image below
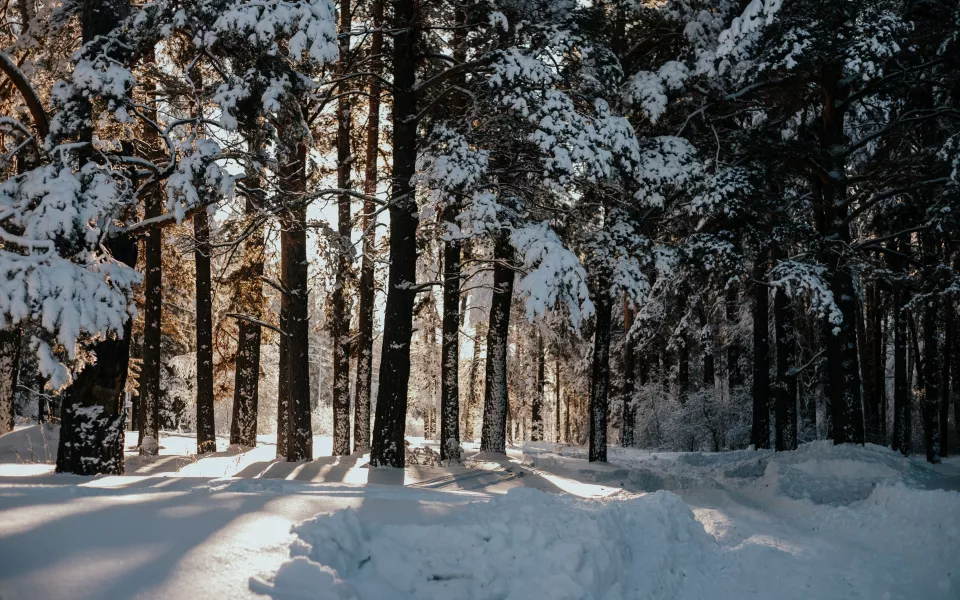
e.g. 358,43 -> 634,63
588,289 -> 613,462
353,0 -> 383,454
194,209 -> 216,454
479,234 -> 515,454
230,182 -> 265,448
774,287 -> 798,451
370,0 -> 419,468
0,328 -> 22,435
279,144 -> 313,462
57,0 -> 135,475
751,251 -> 771,450
330,0 -> 353,457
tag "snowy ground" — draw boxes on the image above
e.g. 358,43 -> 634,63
0,425 -> 958,599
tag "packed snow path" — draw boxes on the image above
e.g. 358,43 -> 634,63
0,426 -> 957,600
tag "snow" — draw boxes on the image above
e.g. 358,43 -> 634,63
0,427 -> 958,600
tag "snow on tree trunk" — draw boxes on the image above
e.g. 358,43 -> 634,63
352,0 -> 383,455
194,209 -> 216,454
480,235 -> 515,454
0,328 -> 22,435
589,291 -> 612,462
370,0 -> 418,468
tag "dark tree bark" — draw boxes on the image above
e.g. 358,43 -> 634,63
0,328 -> 22,435
330,0 -> 353,457
57,0 -> 135,476
622,302 -> 636,448
138,187 -> 163,455
279,144 -> 313,462
588,291 -> 613,462
531,333 -> 545,442
194,210 -> 216,454
231,185 -> 265,448
751,252 -> 771,449
953,255 -> 960,448
921,237 -> 941,463
774,288 -> 798,451
554,355 -> 562,443
941,291 -> 952,457
353,0 -> 383,455
892,284 -> 911,455
726,284 -> 743,390
818,66 -> 864,446
370,0 -> 419,467
479,235 -> 515,454
57,239 -> 136,475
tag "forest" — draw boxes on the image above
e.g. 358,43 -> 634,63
1,0 -> 959,472
2,1 -> 960,599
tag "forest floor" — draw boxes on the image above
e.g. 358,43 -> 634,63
0,424 -> 958,600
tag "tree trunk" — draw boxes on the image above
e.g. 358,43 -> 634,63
279,145 -> 313,462
57,0 -> 134,475
921,236 -> 941,463
751,252 -> 771,449
589,290 -> 613,462
0,328 -> 22,435
953,255 -> 960,449
774,287 -> 798,451
463,316 -> 483,441
479,235 -> 515,454
554,355 -> 562,443
231,186 -> 264,448
531,333 -> 545,442
939,250 -> 952,457
892,285 -> 910,455
331,0 -> 353,457
353,0 -> 383,455
370,0 -> 419,467
726,284 -> 743,391
56,238 -> 136,475
194,210 -> 216,454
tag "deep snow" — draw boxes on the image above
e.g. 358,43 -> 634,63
0,426 -> 958,599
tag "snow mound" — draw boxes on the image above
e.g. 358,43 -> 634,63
0,424 -> 58,463
252,488 -> 724,600
752,441 -> 945,504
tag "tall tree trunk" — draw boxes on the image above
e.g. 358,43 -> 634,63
194,210 -> 216,454
231,180 -> 265,448
331,0 -> 354,457
370,0 -> 419,467
279,145 -> 313,462
463,317 -> 483,441
892,284 -> 910,455
353,0 -> 383,455
774,287 -> 798,451
57,0 -> 135,476
751,251 -> 771,449
622,301 -> 636,448
941,290 -> 952,457
726,284 -> 743,391
555,355 -> 562,443
819,66 -> 864,445
138,195 -> 162,455
531,333 -> 545,442
588,290 -> 613,462
0,328 -> 22,435
480,234 -> 514,454
953,255 -> 960,448
921,236 -> 941,464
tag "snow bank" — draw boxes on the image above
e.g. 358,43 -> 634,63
252,488 -> 724,600
0,424 -> 58,464
527,440 -> 949,505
